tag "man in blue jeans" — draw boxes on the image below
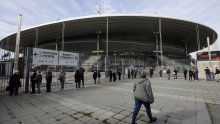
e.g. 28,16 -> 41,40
204,67 -> 211,81
131,72 -> 157,124
58,70 -> 66,90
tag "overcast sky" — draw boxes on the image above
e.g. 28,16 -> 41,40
0,0 -> 219,52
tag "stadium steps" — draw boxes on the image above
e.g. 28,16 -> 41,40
81,55 -> 102,71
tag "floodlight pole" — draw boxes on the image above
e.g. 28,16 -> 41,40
105,17 -> 109,73
196,25 -> 200,50
35,28 -> 38,47
61,22 -> 65,51
207,37 -> 212,71
115,54 -> 116,70
184,40 -> 188,56
14,14 -> 22,72
154,32 -> 159,71
96,31 -> 102,70
159,18 -> 163,70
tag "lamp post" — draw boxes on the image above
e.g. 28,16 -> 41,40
113,51 -> 117,70
96,31 -> 102,70
182,39 -> 189,57
159,18 -> 163,70
105,17 -> 109,74
120,53 -> 124,79
207,37 -> 212,71
14,14 -> 22,72
153,31 -> 159,72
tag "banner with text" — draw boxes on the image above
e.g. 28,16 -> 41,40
59,51 -> 79,66
33,48 -> 58,65
33,48 -> 79,66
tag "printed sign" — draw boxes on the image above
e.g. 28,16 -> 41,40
33,48 -> 58,65
59,51 -> 79,66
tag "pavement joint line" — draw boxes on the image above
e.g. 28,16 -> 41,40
122,82 -> 220,95
44,93 -> 116,121
106,86 -> 215,104
150,80 -> 220,85
205,103 -> 214,124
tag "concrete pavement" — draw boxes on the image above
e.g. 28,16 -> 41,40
0,77 -> 220,124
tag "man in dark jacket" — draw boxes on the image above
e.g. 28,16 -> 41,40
167,69 -> 171,80
173,69 -> 177,79
45,69 -> 52,92
31,70 -> 37,94
149,68 -> 153,78
109,69 -> 113,82
35,70 -> 42,95
79,67 -> 85,88
93,70 -> 101,84
204,67 -> 211,81
74,69 -> 81,89
131,69 -> 134,79
189,68 -> 193,81
118,70 -> 121,80
215,67 -> 220,82
9,70 -> 21,96
184,69 -> 187,80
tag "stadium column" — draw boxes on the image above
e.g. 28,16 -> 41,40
35,28 -> 38,47
24,47 -> 32,93
121,54 -> 124,79
105,17 -> 109,74
154,32 -> 159,71
60,22 -> 65,70
207,37 -> 214,80
159,18 -> 163,70
61,22 -> 65,51
207,37 -> 213,71
184,40 -> 188,56
14,14 -> 22,72
114,52 -> 117,70
196,24 -> 200,50
96,31 -> 102,70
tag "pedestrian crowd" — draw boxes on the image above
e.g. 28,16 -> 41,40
8,66 -> 220,123
7,65 -> 220,96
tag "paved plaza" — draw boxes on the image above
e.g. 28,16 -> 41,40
1,77 -> 220,124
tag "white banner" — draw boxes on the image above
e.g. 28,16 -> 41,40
59,51 -> 79,66
32,48 -> 58,65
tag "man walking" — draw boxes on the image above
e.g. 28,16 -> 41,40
9,70 -> 21,96
173,69 -> 177,79
58,70 -> 66,90
215,67 -> 220,82
31,70 -> 37,94
79,67 -> 85,88
167,69 -> 171,80
45,69 -> 52,92
204,67 -> 211,81
184,69 -> 187,80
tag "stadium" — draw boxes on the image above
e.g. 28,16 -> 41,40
0,14 -> 218,72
